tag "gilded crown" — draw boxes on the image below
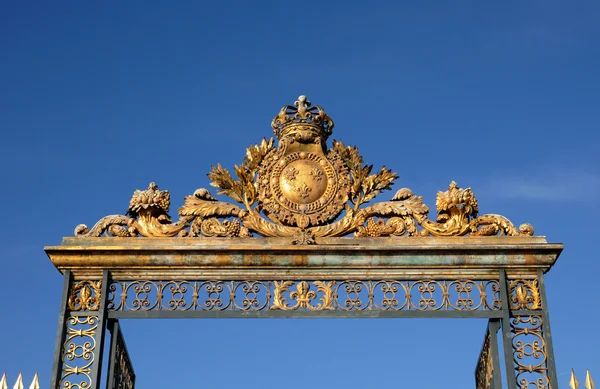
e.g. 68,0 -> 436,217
271,95 -> 334,142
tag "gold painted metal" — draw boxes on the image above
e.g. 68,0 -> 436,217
476,330 -> 494,389
0,374 -> 39,389
68,280 -> 102,311
509,279 -> 542,310
60,316 -> 98,389
571,370 -> 580,389
573,371 -> 597,389
509,280 -> 542,310
420,181 -> 534,237
12,374 -> 21,389
73,96 -> 534,243
271,281 -> 334,310
29,373 -> 39,389
106,279 -> 501,312
46,235 -> 563,280
511,315 -> 550,389
587,371 -> 595,389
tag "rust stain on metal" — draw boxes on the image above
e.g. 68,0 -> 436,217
45,236 -> 563,280
290,254 -> 309,266
214,253 -> 230,266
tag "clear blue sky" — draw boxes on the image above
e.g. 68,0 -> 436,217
1,1 -> 599,387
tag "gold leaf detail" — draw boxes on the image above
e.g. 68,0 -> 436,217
283,166 -> 299,181
270,281 -> 334,310
208,163 -> 244,204
73,97 -> 535,240
68,281 -> 102,311
310,168 -> 323,182
295,183 -> 312,199
509,280 -> 541,310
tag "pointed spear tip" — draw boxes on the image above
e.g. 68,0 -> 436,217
13,373 -> 23,389
28,373 -> 39,389
585,370 -> 595,389
571,370 -> 580,389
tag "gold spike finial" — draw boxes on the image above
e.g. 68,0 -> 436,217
12,373 -> 23,389
0,373 -> 7,389
571,370 -> 581,389
586,370 -> 595,389
28,374 -> 39,389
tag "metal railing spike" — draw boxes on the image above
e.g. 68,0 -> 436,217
571,370 -> 581,389
586,370 -> 595,389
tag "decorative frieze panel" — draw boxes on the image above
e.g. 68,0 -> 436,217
107,279 -> 501,312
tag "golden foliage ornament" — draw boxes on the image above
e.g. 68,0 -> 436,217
75,95 -> 534,243
68,281 -> 102,311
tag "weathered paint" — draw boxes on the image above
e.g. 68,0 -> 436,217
45,236 -> 563,280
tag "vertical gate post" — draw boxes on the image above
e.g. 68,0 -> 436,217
500,268 -> 559,389
90,270 -> 110,387
50,270 -> 72,389
106,320 -> 118,389
500,269 -> 518,389
538,269 -> 559,389
489,319 -> 503,389
50,270 -> 110,389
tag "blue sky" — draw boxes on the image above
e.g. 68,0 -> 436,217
1,1 -> 599,387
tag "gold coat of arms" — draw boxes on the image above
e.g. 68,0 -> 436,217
76,96 -> 534,243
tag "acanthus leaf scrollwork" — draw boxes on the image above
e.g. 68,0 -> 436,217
510,280 -> 542,310
68,280 -> 102,311
270,281 -> 334,311
74,96 -> 534,242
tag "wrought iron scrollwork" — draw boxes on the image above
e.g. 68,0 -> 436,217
107,280 -> 501,312
509,279 -> 542,310
109,325 -> 135,389
511,315 -> 550,389
68,281 -> 102,311
60,316 -> 98,389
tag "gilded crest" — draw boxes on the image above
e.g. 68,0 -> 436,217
75,95 -> 534,243
257,96 -> 351,227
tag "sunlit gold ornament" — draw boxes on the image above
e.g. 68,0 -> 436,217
68,280 -> 102,311
258,96 -> 350,226
74,95 -> 535,242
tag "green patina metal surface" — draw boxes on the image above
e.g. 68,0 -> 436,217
45,236 -> 563,280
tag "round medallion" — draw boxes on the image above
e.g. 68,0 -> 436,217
258,150 -> 350,227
